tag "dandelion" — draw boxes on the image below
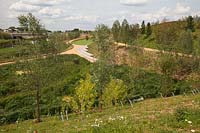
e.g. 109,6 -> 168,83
188,121 -> 192,124
191,129 -> 195,132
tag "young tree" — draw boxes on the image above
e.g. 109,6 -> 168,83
112,20 -> 121,42
18,13 -> 62,123
120,19 -> 130,44
177,31 -> 193,54
93,24 -> 114,109
102,78 -> 127,107
141,20 -> 146,34
186,16 -> 195,32
75,74 -> 96,112
146,22 -> 152,37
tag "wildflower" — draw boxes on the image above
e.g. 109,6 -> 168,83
191,129 -> 195,132
188,121 -> 192,124
91,124 -> 100,127
185,119 -> 188,122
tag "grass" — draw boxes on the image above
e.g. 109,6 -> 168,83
1,94 -> 200,133
0,39 -> 11,44
73,39 -> 94,45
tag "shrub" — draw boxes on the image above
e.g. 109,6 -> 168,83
0,32 -> 12,39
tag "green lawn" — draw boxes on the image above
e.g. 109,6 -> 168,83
1,94 -> 200,133
73,39 -> 94,45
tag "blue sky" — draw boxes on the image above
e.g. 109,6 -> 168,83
0,0 -> 200,31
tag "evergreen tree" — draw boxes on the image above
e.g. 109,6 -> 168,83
186,16 -> 195,32
112,20 -> 121,42
141,20 -> 146,34
146,22 -> 152,37
121,19 -> 130,44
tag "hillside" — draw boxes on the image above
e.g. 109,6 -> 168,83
1,94 -> 200,132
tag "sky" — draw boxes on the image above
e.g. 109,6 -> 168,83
0,0 -> 200,31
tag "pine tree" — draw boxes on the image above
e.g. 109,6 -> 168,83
186,16 -> 195,32
141,20 -> 146,34
146,22 -> 152,37
112,20 -> 121,42
121,19 -> 130,44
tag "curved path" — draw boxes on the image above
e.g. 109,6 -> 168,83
60,44 -> 97,63
0,39 -> 97,66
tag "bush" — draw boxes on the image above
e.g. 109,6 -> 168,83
0,32 -> 12,39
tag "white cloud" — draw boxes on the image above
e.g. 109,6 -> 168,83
39,7 -> 63,18
65,15 -> 99,22
174,3 -> 191,14
120,0 -> 148,6
22,0 -> 67,7
9,0 -> 40,12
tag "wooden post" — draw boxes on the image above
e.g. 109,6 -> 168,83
65,110 -> 68,121
61,112 -> 64,121
128,99 -> 133,108
160,93 -> 164,98
191,90 -> 195,95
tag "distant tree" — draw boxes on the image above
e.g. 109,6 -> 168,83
18,13 -> 44,34
85,35 -> 89,40
68,29 -> 81,40
75,74 -> 96,112
102,78 -> 127,107
177,31 -> 193,54
129,24 -> 140,44
120,19 -> 130,44
141,21 -> 146,34
154,23 -> 178,50
146,22 -> 152,37
112,20 -> 121,42
186,16 -> 195,32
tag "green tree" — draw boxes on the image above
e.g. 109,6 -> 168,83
186,16 -> 195,32
120,19 -> 130,44
93,24 -> 113,109
112,20 -> 121,42
177,31 -> 193,54
18,13 -> 44,34
129,24 -> 140,44
141,20 -> 146,34
75,74 -> 96,112
102,78 -> 127,107
18,13 -> 61,123
146,22 -> 152,37
154,23 -> 178,51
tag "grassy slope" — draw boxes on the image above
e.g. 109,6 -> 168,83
1,94 -> 200,133
73,39 -> 94,45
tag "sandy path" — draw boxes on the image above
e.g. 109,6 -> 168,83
0,39 -> 97,66
60,44 -> 97,63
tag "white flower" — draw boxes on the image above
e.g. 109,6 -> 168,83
91,124 -> 100,127
191,129 -> 195,132
188,121 -> 192,124
185,119 -> 188,122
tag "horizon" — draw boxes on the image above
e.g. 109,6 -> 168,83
0,0 -> 200,30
